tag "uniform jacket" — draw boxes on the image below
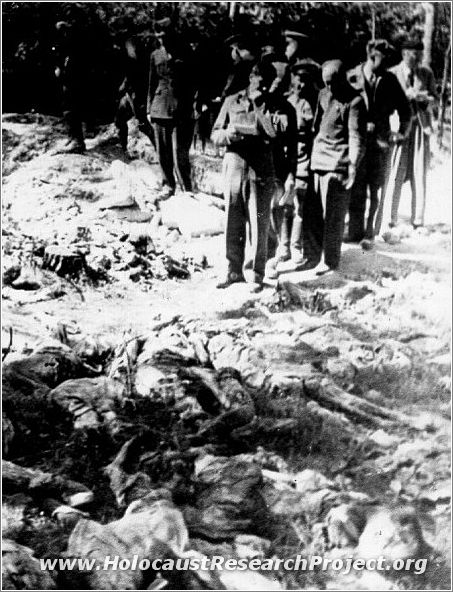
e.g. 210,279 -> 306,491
211,89 -> 297,181
147,46 -> 197,120
347,63 -> 411,141
311,87 -> 366,174
389,61 -> 437,134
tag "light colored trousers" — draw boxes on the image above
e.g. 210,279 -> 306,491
383,120 -> 430,229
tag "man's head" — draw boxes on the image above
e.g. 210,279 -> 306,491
225,34 -> 256,64
283,28 -> 309,61
322,60 -> 346,96
249,62 -> 277,97
366,39 -> 391,73
291,59 -> 319,96
401,39 -> 423,69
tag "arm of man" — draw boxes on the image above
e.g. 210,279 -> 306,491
389,72 -> 412,137
424,67 -> 438,102
346,95 -> 367,189
211,98 -> 242,146
285,102 -> 298,180
279,102 -> 298,205
311,93 -> 323,137
146,51 -> 158,115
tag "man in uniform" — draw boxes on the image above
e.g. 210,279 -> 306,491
211,62 -> 296,292
220,34 -> 258,100
114,22 -> 157,154
147,28 -> 198,196
53,20 -> 88,153
301,60 -> 366,274
346,39 -> 410,244
266,58 -> 318,278
385,39 -> 437,229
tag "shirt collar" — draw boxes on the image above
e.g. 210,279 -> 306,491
402,61 -> 415,80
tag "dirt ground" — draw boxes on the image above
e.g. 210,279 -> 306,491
1,114 -> 451,590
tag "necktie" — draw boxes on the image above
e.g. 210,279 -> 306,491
408,70 -> 415,88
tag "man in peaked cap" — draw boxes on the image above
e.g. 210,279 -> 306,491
211,61 -> 297,293
345,38 -> 411,245
267,58 -> 319,279
276,24 -> 317,95
283,25 -> 310,64
384,37 -> 437,230
220,34 -> 258,100
53,20 -> 88,153
147,23 -> 199,196
114,20 -> 158,153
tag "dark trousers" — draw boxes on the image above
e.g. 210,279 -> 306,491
303,172 -> 350,269
223,151 -> 275,282
115,93 -> 155,151
152,118 -> 194,192
62,84 -> 85,144
348,141 -> 391,240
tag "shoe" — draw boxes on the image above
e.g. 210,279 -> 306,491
291,250 -> 305,265
248,281 -> 263,293
216,272 -> 245,289
293,258 -> 319,272
276,250 -> 291,263
315,262 -> 334,275
360,238 -> 374,251
58,139 -> 86,154
343,235 -> 363,244
159,186 -> 175,200
265,258 -> 279,280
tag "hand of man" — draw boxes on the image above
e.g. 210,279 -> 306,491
279,176 -> 296,206
344,165 -> 356,190
389,131 -> 406,145
225,124 -> 243,143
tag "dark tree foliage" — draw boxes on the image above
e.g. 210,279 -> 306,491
2,2 -> 450,118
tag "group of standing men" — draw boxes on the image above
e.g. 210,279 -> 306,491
211,31 -> 437,291
54,20 -> 437,293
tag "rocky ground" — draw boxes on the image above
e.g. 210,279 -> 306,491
1,113 -> 451,590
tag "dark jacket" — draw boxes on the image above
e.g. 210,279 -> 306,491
347,63 -> 411,141
389,61 -> 437,134
311,87 -> 366,174
147,45 -> 197,120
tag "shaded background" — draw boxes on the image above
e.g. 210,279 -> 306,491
2,2 -> 451,124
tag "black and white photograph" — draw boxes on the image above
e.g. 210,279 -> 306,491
1,1 -> 451,590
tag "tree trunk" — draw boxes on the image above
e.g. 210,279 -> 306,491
229,1 -> 237,21
370,4 -> 376,41
422,2 -> 435,68
437,39 -> 451,149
